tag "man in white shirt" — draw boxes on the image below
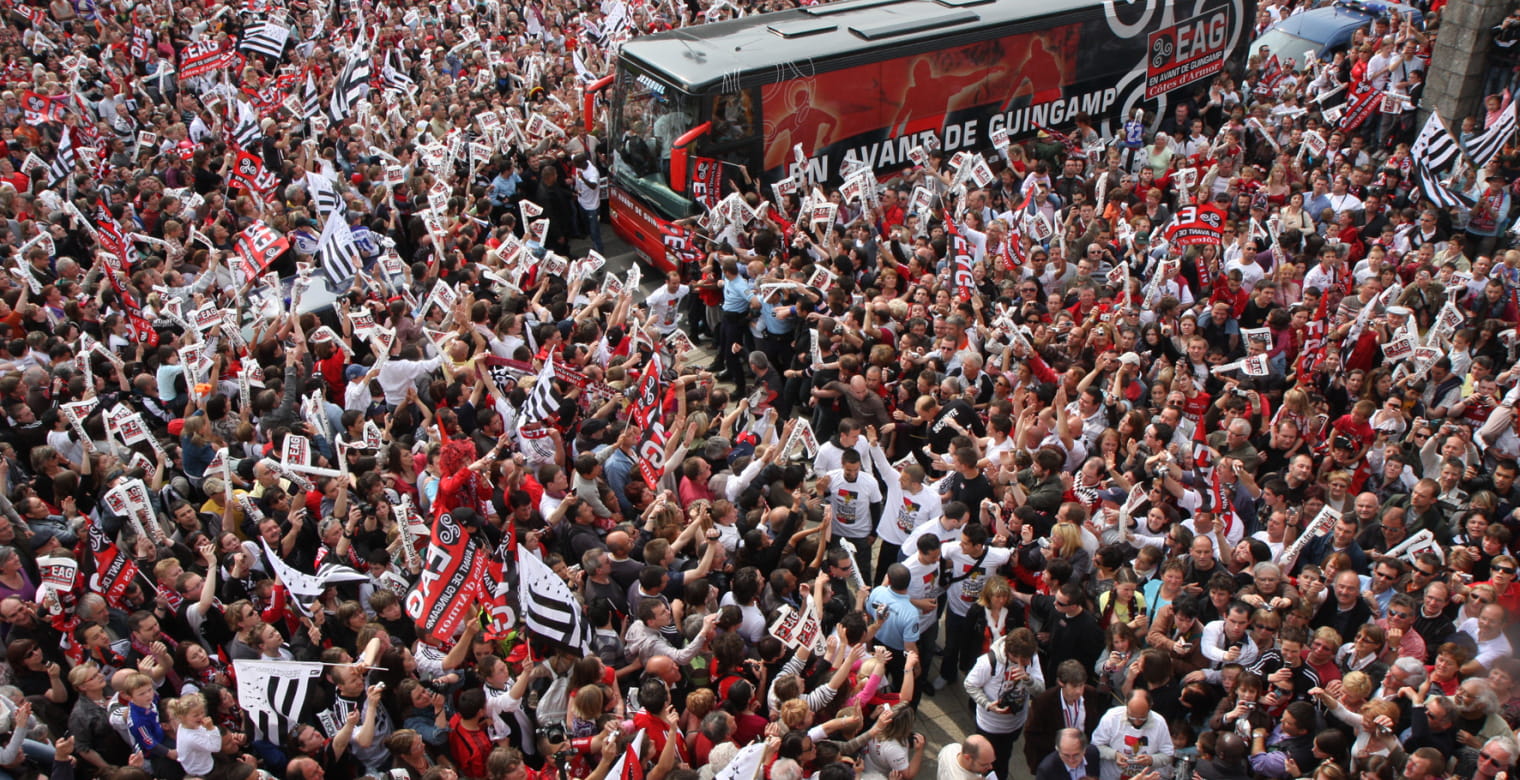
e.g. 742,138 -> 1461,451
645,272 -> 690,337
935,523 -> 1013,691
819,448 -> 883,583
1090,690 -> 1175,780
1458,603 -> 1513,674
869,433 -> 943,577
1199,601 -> 1262,669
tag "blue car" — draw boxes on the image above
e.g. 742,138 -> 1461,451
1250,0 -> 1423,70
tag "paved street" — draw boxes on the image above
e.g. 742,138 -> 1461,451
569,230 -> 1037,780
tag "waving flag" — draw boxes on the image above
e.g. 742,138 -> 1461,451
238,19 -> 290,60
1465,94 -> 1517,169
179,38 -> 231,78
314,209 -> 361,286
260,540 -> 370,601
233,221 -> 289,285
84,515 -> 138,608
328,46 -> 372,122
234,660 -> 324,742
517,547 -> 590,651
405,510 -> 488,644
230,147 -> 278,199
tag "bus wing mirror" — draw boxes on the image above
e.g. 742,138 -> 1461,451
583,76 -> 614,134
669,121 -> 712,195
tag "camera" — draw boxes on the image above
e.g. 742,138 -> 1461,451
538,723 -> 567,744
996,683 -> 1028,711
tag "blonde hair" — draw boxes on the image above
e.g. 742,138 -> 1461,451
778,698 -> 809,731
167,693 -> 206,723
683,688 -> 716,719
978,576 -> 1013,609
571,684 -> 605,721
1340,671 -> 1372,699
1051,522 -> 1083,558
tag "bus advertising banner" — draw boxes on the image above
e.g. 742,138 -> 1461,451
1146,9 -> 1235,99
757,0 -> 1247,185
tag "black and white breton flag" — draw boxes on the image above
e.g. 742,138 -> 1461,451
48,127 -> 75,187
230,100 -> 262,152
260,539 -> 370,601
328,46 -> 371,122
1465,96 -> 1517,170
517,545 -> 590,651
314,209 -> 361,286
233,659 -> 324,742
517,359 -> 561,429
1414,156 -> 1468,209
306,171 -> 345,218
1409,112 -> 1469,209
238,19 -> 290,61
301,71 -> 321,123
1410,111 -> 1462,172
381,48 -> 414,92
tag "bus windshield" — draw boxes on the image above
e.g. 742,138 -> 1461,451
612,67 -> 699,220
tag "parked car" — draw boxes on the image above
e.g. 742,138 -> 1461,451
1250,0 -> 1423,70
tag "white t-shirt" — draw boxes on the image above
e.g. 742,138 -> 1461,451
1458,617 -> 1514,670
826,469 -> 882,538
645,284 -> 690,334
942,542 -> 1012,616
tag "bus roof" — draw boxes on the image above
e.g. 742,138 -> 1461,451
620,0 -> 1104,92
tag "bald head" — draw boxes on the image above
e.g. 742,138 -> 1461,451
110,669 -> 137,694
1126,689 -> 1151,720
605,531 -> 631,556
646,656 -> 680,684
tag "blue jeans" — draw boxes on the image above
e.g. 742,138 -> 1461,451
580,206 -> 603,252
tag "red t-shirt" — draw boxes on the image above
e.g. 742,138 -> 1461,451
448,714 -> 493,779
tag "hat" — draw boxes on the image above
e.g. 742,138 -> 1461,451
167,418 -> 185,437
1387,305 -> 1412,317
1490,173 -> 1510,184
1119,352 -> 1141,367
1097,488 -> 1129,505
345,364 -> 367,381
505,643 -> 530,663
580,418 -> 610,438
203,477 -> 226,496
28,528 -> 56,551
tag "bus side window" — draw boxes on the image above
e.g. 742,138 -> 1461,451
712,90 -> 757,143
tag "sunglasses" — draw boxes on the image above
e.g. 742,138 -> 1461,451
1494,566 -> 1517,575
1253,623 -> 1278,632
1388,611 -> 1413,620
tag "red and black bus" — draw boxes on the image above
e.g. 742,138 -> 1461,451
598,0 -> 1256,270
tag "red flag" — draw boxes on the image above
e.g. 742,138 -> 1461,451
944,210 -> 975,302
233,221 -> 289,284
1338,86 -> 1381,131
405,510 -> 488,644
178,39 -> 233,78
229,147 -> 278,200
85,515 -> 140,608
1164,204 -> 1226,247
20,91 -> 66,125
690,156 -> 724,211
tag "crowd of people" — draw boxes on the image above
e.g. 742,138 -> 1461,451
0,2 -> 1519,780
